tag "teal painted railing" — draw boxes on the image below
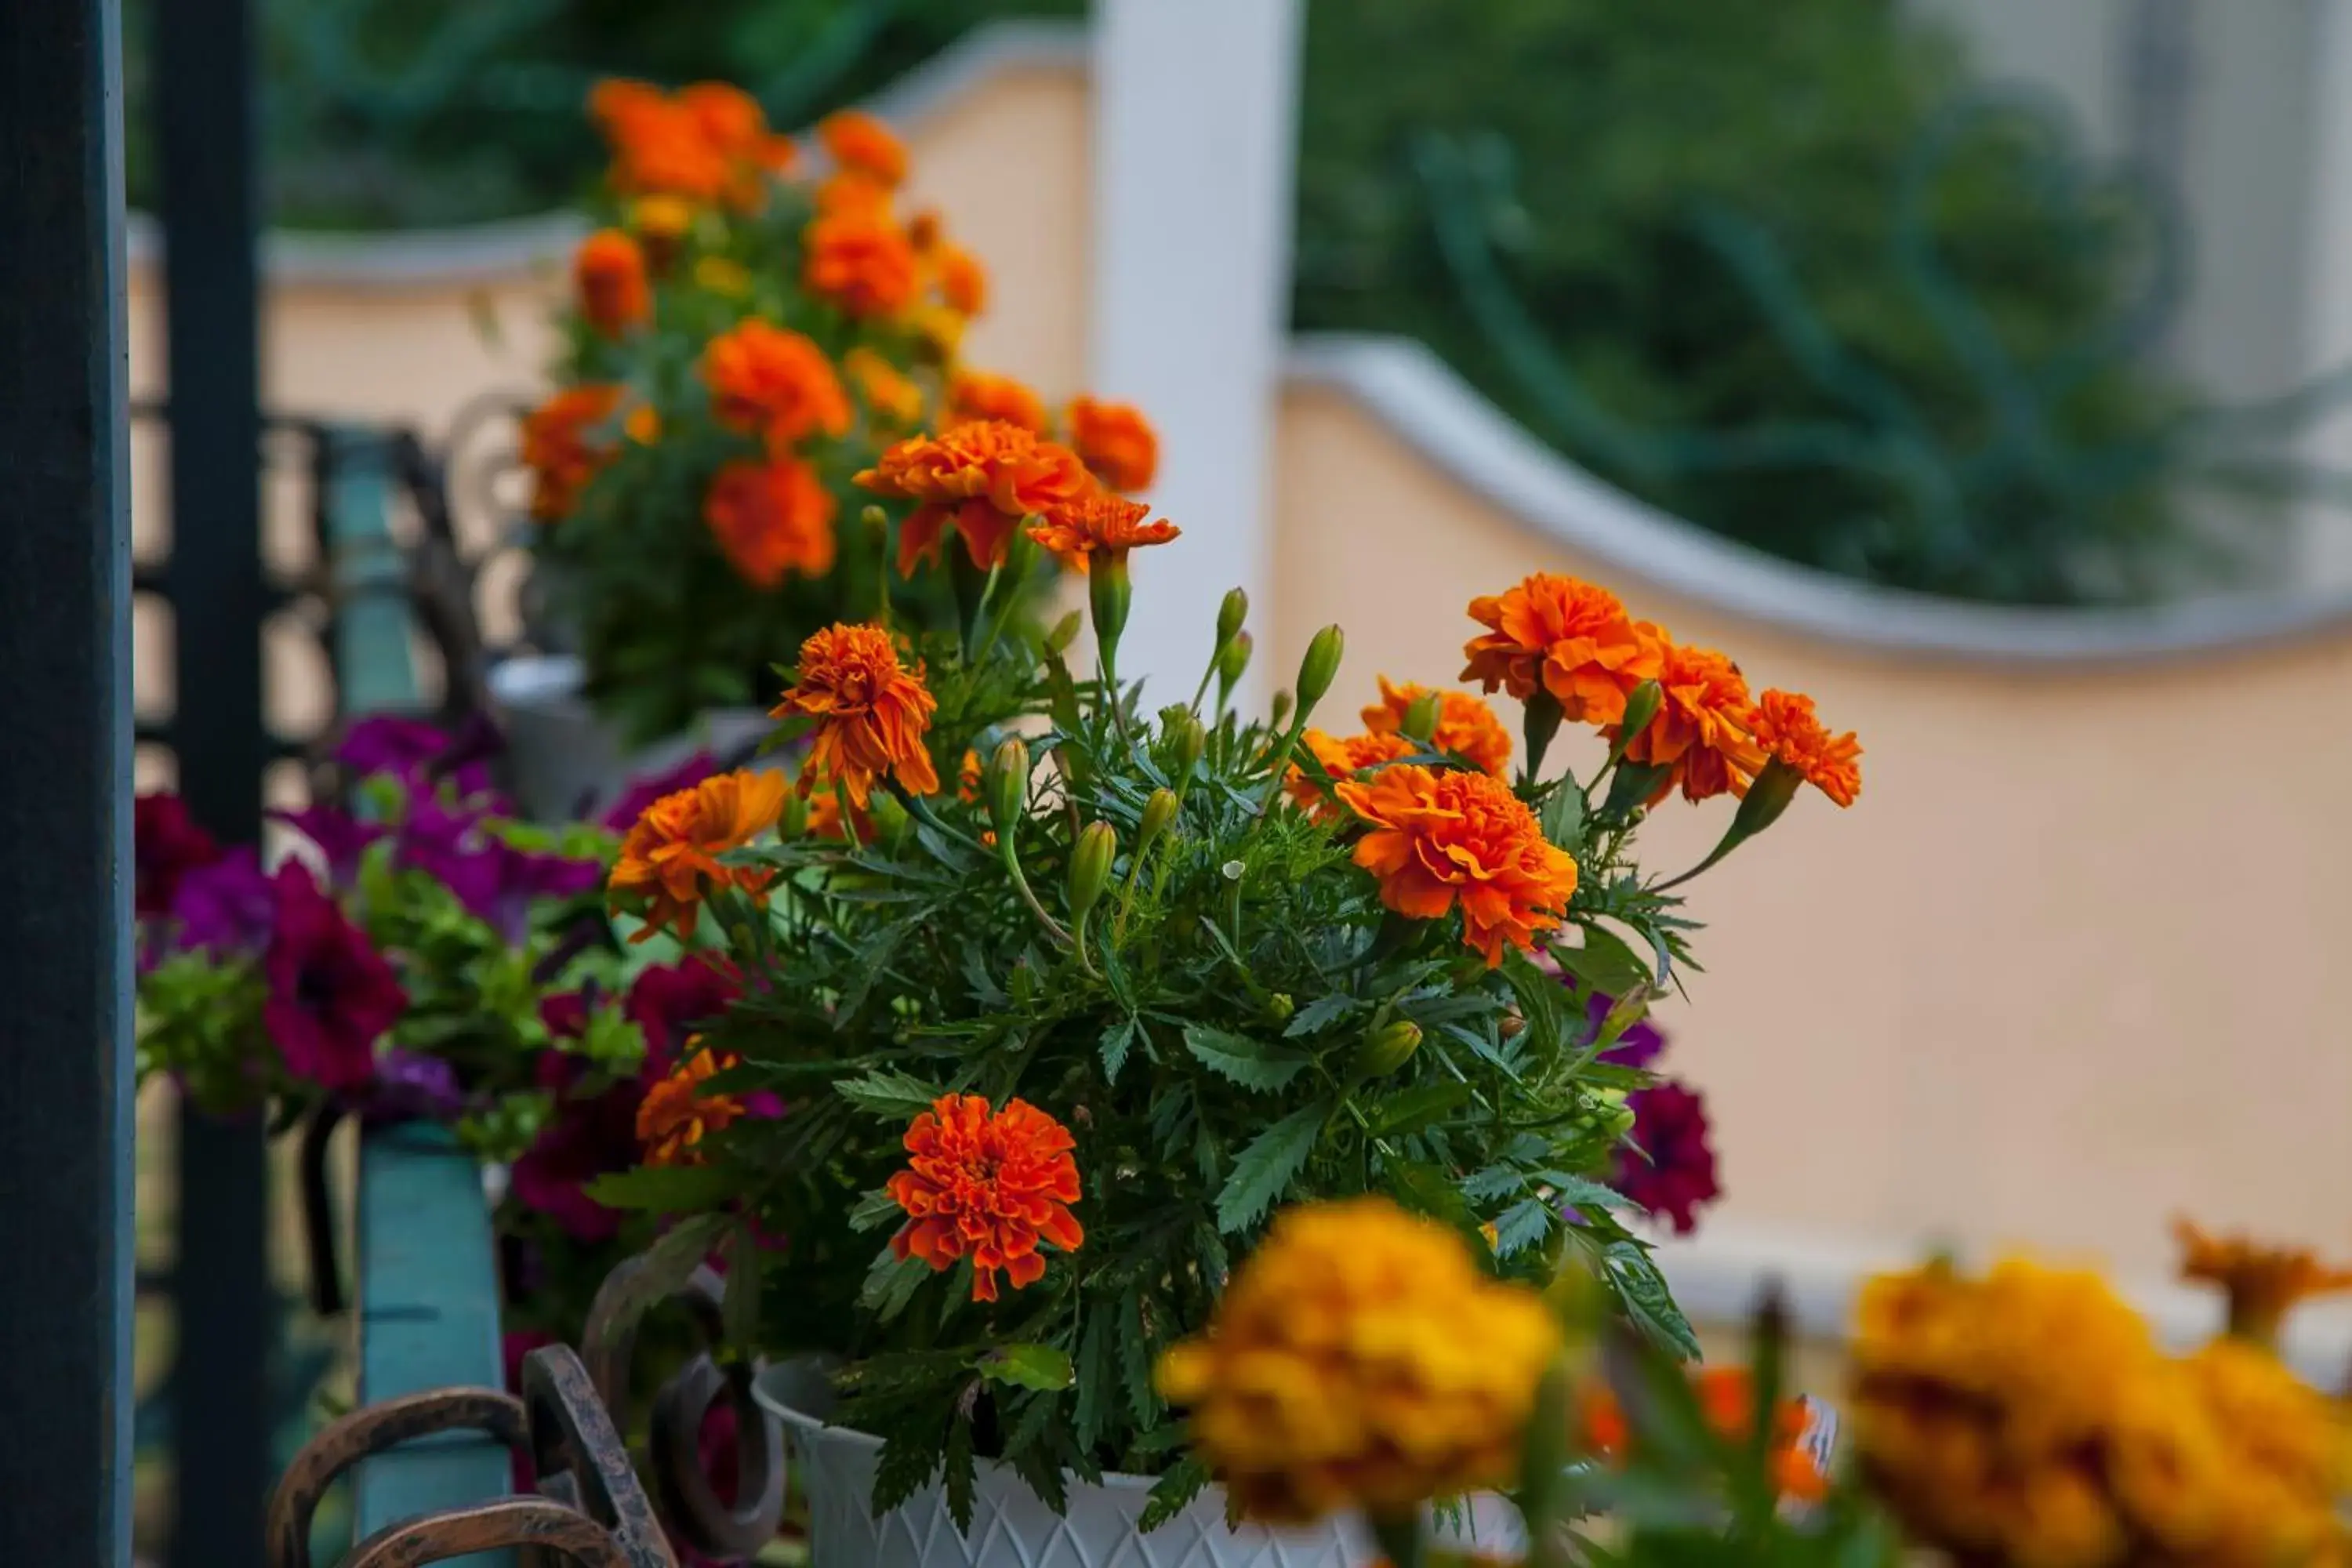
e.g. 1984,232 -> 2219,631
328,428 -> 517,1565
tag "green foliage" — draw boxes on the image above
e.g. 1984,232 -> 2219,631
617,561 -> 1809,1516
1294,0 -> 2218,604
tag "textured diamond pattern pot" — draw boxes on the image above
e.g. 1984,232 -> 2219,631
753,1362 -> 1527,1568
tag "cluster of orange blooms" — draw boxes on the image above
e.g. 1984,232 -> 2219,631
1461,574 -> 1862,808
1579,1365 -> 1828,1504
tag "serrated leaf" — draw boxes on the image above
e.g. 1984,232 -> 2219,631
873,1424 -> 948,1515
1492,1196 -> 1554,1258
859,1248 -> 929,1323
1184,1025 -> 1308,1093
848,1187 -> 902,1232
1214,1101 -> 1329,1232
835,1068 -> 949,1119
1283,993 -> 1359,1039
977,1344 -> 1074,1392
1501,947 -> 1569,1057
586,1214 -> 729,1348
580,1163 -> 742,1214
1138,1454 -> 1211,1532
1556,923 -> 1652,998
943,1415 -> 977,1535
1461,1163 -> 1525,1203
1073,1307 -> 1112,1453
1367,1081 -> 1474,1137
1385,1158 -> 1475,1228
1100,1018 -> 1138,1084
1533,1171 -> 1635,1213
1542,778 -> 1585,848
1606,1240 -> 1700,1361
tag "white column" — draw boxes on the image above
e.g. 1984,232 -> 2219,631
1088,0 -> 1305,712
2302,0 -> 2352,590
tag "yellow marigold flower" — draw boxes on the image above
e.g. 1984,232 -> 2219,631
1749,688 -> 1861,808
692,256 -> 752,299
1022,493 -> 1179,574
1461,573 -> 1661,726
623,405 -> 662,445
771,622 -> 941,807
608,770 -> 787,942
1359,677 -> 1511,777
946,368 -> 1048,434
2175,1216 -> 2352,1349
844,347 -> 924,427
1156,1196 -> 1562,1526
636,1043 -> 750,1167
1335,764 -> 1577,967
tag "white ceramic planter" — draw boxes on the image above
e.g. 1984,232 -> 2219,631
753,1363 -> 1526,1568
488,654 -> 775,822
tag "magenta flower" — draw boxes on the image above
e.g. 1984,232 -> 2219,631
167,847 -> 276,958
1580,990 -> 1666,1069
338,713 -> 500,800
273,804 -> 388,888
625,956 -> 742,1074
510,1005 -> 644,1243
1613,1080 -> 1721,1236
262,861 -> 408,1093
398,797 -> 601,945
136,792 -> 221,918
360,1047 -> 465,1126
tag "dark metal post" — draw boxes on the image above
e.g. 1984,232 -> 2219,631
157,0 -> 274,1558
0,0 -> 136,1561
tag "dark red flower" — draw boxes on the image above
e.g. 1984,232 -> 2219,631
262,862 -> 408,1093
625,956 -> 741,1074
602,752 -> 720,833
135,792 -> 220,918
1613,1080 -> 1721,1236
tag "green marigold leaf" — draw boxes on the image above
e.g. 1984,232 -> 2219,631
1214,1101 -> 1330,1232
976,1343 -> 1074,1392
835,1068 -> 949,1119
1138,1454 -> 1212,1532
1183,1025 -> 1308,1093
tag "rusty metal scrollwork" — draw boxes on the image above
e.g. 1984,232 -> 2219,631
583,1257 -> 788,1563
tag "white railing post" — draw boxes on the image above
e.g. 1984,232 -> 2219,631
1089,0 -> 1305,711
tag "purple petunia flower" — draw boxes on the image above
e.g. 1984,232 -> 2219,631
136,791 -> 221,919
398,797 -> 601,946
166,847 -> 277,959
338,713 -> 500,801
359,1047 -> 466,1126
601,750 -> 719,833
273,804 -> 390,888
262,861 -> 408,1094
625,956 -> 742,1076
1613,1079 -> 1722,1236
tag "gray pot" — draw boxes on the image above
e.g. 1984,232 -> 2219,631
488,654 -> 776,822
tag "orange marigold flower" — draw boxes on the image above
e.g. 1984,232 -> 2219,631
677,82 -> 794,176
637,1044 -> 751,1167
937,245 -> 988,316
800,789 -> 872,843
702,320 -> 852,453
591,80 -> 788,210
843,347 -> 924,427
804,212 -> 920,319
1335,764 -> 1577,967
2175,1218 -> 2352,1349
703,459 -> 837,589
1461,573 -> 1662,726
1749,689 -> 1861,808
1360,677 -> 1512,777
574,228 -> 651,336
608,770 -> 787,943
814,169 -> 894,220
1617,639 -> 1766,804
1581,1368 -> 1827,1504
1023,493 -> 1179,573
1286,729 -> 1416,820
818,109 -> 908,187
855,421 -> 1094,575
519,385 -> 622,521
886,1094 -> 1083,1303
771,622 -> 942,807
1063,397 -> 1159,492
947,369 -> 1048,434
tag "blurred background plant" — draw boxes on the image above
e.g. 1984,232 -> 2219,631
122,0 -> 2352,607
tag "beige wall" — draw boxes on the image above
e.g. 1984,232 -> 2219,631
128,44 -> 2352,1297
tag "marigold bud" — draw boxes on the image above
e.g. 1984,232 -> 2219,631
1618,680 -> 1663,747
985,739 -> 1029,837
1267,993 -> 1295,1022
1044,610 -> 1083,657
1296,626 -> 1345,714
1352,1019 -> 1423,1079
1136,786 -> 1179,853
860,503 -> 888,532
1215,588 -> 1249,648
1168,710 -> 1206,783
1402,691 -> 1441,746
1269,689 -> 1294,728
1588,1087 -> 1635,1141
1216,630 -> 1253,695
1068,820 -> 1117,920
